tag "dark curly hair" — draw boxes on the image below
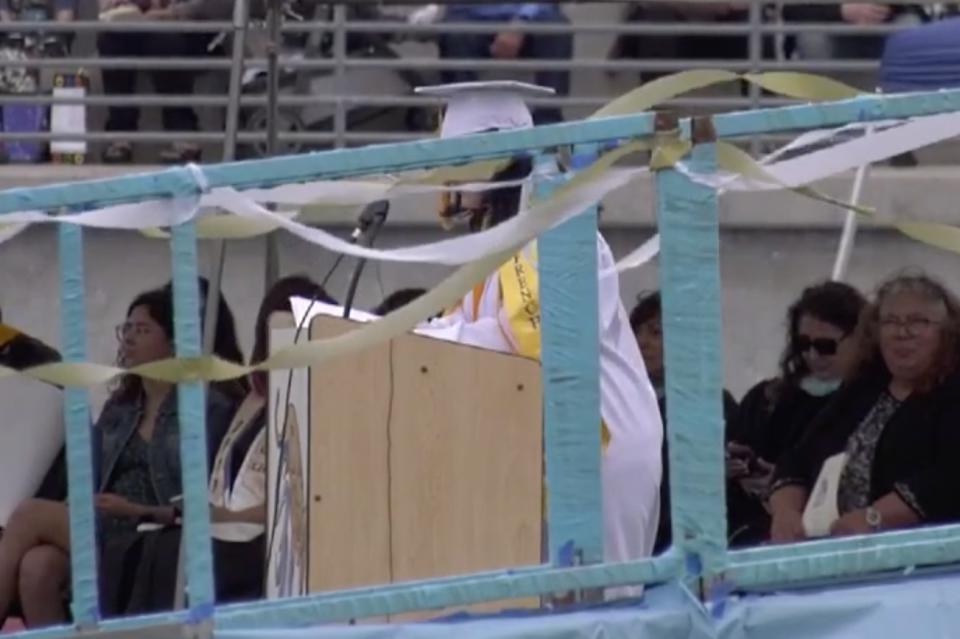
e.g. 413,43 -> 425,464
629,291 -> 661,334
854,272 -> 960,392
779,281 -> 866,387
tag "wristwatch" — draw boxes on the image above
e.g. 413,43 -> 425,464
865,506 -> 883,531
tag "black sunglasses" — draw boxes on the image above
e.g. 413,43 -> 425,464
795,336 -> 840,356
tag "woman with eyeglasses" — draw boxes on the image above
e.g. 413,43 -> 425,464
769,273 -> 960,542
727,281 -> 865,546
0,285 -> 238,627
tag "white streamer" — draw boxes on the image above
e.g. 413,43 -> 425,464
679,111 -> 960,193
222,167 -> 649,265
614,234 -> 660,273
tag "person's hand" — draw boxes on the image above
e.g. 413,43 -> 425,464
739,457 -> 775,497
144,6 -> 176,19
769,508 -> 806,543
490,31 -> 524,59
830,509 -> 873,536
95,493 -> 145,518
841,3 -> 891,24
99,0 -> 132,12
408,3 -> 442,25
725,441 -> 754,479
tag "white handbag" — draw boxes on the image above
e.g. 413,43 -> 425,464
802,452 -> 849,538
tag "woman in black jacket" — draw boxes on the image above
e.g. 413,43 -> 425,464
727,281 -> 865,546
769,273 -> 960,542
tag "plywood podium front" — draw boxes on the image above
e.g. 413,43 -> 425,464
265,312 -> 543,617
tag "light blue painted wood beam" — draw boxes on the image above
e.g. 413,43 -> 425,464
0,114 -> 657,214
655,118 -> 727,574
537,150 -> 603,566
57,223 -> 100,626
713,88 -> 960,137
169,222 -> 216,616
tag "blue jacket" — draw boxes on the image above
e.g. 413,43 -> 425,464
93,388 -> 236,504
445,3 -> 564,22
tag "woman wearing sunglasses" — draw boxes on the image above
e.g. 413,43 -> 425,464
769,273 -> 960,542
726,281 -> 865,546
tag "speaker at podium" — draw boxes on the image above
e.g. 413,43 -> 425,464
264,304 -> 543,616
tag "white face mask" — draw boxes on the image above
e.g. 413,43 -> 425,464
800,375 -> 842,397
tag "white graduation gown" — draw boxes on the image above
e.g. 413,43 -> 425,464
427,234 -> 663,584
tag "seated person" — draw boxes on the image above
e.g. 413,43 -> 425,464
0,0 -> 74,22
429,3 -> 573,125
729,281 -> 865,545
784,3 -> 927,61
0,285 -> 238,627
629,291 -> 738,552
0,311 -> 60,372
122,275 -> 335,614
609,2 -> 751,83
769,273 -> 960,542
163,276 -> 250,403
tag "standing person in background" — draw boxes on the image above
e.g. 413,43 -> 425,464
417,82 -> 663,596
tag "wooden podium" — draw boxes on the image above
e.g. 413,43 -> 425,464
265,312 -> 543,616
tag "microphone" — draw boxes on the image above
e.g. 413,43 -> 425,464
343,200 -> 390,319
351,199 -> 390,242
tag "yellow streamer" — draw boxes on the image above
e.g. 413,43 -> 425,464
3,69 -> 954,388
715,141 -> 875,217
894,222 -> 960,256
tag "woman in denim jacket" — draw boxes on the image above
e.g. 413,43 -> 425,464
0,285 -> 238,626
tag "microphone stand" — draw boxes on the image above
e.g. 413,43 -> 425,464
342,205 -> 388,319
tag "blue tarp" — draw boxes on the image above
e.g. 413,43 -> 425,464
217,569 -> 960,639
881,18 -> 960,92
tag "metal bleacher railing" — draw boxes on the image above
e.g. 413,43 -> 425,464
0,0 -> 954,160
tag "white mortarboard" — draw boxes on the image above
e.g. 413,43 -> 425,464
415,81 -> 555,139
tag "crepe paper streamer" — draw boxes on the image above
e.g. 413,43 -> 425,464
591,70 -> 862,120
707,111 -> 960,194
613,233 -> 660,274
0,70 -> 861,247
0,148 -> 643,387
591,70 -> 742,119
895,221 -> 960,257
11,109 -> 952,250
743,71 -> 863,102
714,142 -> 876,217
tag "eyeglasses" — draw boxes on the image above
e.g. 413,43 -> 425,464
879,315 -> 938,336
796,336 -> 840,356
115,322 -> 154,341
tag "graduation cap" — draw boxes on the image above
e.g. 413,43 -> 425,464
415,80 -> 555,139
416,81 -> 552,229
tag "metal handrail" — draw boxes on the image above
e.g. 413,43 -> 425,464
0,55 -> 881,71
0,18 -> 916,35
0,9 -> 951,154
